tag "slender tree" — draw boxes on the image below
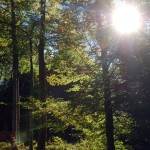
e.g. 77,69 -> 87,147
101,47 -> 115,150
37,0 -> 47,149
29,37 -> 34,150
28,20 -> 38,150
95,0 -> 115,149
10,0 -> 20,144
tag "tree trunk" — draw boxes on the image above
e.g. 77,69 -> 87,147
10,0 -> 20,142
37,0 -> 47,149
29,38 -> 34,150
95,0 -> 115,148
102,50 -> 115,150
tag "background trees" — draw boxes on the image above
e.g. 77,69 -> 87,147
0,0 -> 150,150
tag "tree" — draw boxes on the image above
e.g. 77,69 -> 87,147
10,0 -> 20,144
37,0 -> 47,149
94,0 -> 115,149
2,0 -> 150,149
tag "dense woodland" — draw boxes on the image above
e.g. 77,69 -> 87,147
0,0 -> 150,149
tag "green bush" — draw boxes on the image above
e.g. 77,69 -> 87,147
0,142 -> 11,150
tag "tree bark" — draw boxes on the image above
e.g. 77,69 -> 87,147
102,50 -> 115,150
29,38 -> 34,150
37,0 -> 47,149
10,0 -> 20,142
95,0 -> 115,148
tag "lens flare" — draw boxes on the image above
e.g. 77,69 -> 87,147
112,5 -> 141,34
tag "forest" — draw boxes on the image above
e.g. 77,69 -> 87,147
0,0 -> 150,150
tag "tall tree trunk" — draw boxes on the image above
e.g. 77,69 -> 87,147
29,38 -> 34,150
102,50 -> 115,150
10,0 -> 20,142
37,0 -> 47,149
95,0 -> 115,148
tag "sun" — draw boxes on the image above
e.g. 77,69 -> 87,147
112,5 -> 141,34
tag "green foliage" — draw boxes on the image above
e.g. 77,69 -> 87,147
46,136 -> 66,150
1,0 -> 150,149
45,136 -> 105,150
0,142 -> 11,150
